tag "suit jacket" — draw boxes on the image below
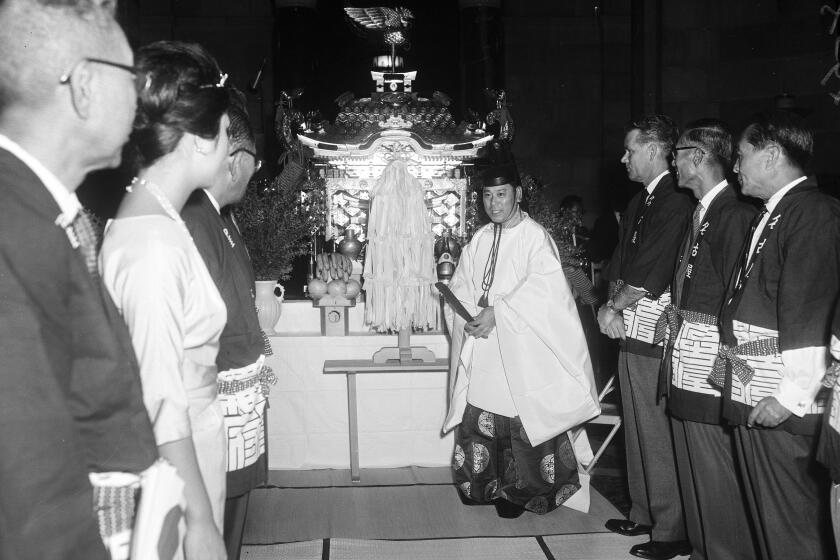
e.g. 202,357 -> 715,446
0,148 -> 157,560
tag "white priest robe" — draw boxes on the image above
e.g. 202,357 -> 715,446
442,216 -> 600,447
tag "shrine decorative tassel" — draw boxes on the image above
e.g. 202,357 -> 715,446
363,159 -> 437,332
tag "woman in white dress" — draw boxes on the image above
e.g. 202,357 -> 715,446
100,41 -> 231,560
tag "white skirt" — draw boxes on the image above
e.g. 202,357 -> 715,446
190,397 -> 227,531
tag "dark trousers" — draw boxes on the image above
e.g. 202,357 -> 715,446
733,426 -> 835,560
672,418 -> 756,560
618,350 -> 686,541
223,492 -> 250,560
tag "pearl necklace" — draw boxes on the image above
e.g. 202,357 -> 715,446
127,177 -> 193,241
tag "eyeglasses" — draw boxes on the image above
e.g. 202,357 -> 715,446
231,148 -> 263,173
59,58 -> 151,93
672,145 -> 706,157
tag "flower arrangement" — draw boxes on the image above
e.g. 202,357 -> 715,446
233,174 -> 327,281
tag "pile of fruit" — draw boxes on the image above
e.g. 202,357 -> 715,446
307,252 -> 361,300
315,252 -> 352,282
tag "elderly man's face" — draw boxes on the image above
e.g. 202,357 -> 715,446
733,136 -> 767,200
620,129 -> 652,184
89,28 -> 138,167
483,183 -> 521,224
230,144 -> 258,204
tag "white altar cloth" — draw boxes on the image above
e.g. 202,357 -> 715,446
266,303 -> 453,470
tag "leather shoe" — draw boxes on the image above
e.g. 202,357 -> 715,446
629,540 -> 691,560
605,518 -> 652,536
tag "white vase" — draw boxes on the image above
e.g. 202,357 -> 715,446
255,281 -> 284,335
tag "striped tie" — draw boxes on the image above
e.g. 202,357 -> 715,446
73,208 -> 101,278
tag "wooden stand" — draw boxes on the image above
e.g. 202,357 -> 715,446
312,295 -> 356,336
371,326 -> 437,364
323,357 -> 450,482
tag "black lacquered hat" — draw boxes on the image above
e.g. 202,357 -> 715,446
478,163 -> 519,190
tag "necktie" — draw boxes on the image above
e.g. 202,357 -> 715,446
628,190 -> 654,245
744,205 -> 769,269
673,204 -> 702,306
728,205 -> 769,298
691,204 -> 703,240
721,205 -> 770,346
73,208 -> 101,278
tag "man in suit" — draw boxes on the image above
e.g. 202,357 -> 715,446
181,95 -> 271,560
598,115 -> 693,560
0,2 -> 158,558
716,111 -> 839,560
663,119 -> 757,560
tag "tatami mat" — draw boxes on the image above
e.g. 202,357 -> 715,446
329,537 -> 548,560
244,484 -> 619,543
266,466 -> 452,487
543,533 -> 651,559
240,540 -> 323,560
240,534 -> 656,560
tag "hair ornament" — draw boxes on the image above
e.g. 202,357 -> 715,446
201,72 -> 229,89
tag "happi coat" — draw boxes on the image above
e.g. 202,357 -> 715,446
604,172 -> 694,357
181,189 -> 268,496
718,180 -> 840,434
442,215 -> 600,447
668,184 -> 757,423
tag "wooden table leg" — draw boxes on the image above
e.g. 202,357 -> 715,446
346,372 -> 360,482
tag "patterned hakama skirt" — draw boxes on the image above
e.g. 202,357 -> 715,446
453,403 -> 580,514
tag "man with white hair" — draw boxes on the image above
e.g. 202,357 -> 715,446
664,118 -> 757,560
0,2 -> 157,558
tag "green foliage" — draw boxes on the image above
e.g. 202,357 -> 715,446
233,174 -> 325,281
521,173 -> 588,269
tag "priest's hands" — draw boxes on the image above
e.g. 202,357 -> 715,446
597,306 -> 626,340
465,306 -> 495,339
747,397 -> 792,428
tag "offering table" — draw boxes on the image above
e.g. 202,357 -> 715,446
265,300 -> 454,473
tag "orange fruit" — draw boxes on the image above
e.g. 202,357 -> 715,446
327,279 -> 347,297
307,278 -> 328,298
345,279 -> 361,298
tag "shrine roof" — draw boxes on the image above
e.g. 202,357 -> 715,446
299,94 -> 488,148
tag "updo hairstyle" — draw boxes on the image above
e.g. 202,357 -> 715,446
129,40 -> 230,171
